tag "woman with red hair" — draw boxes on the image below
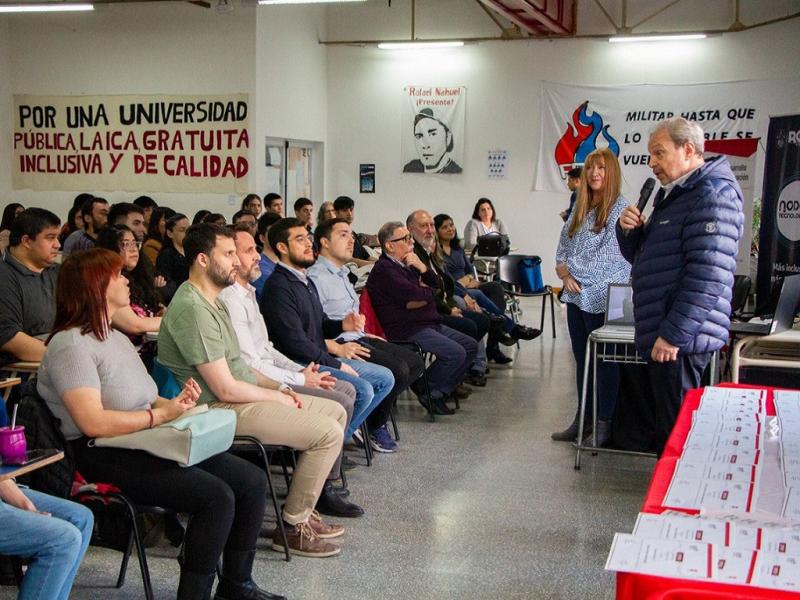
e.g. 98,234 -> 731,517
36,248 -> 286,600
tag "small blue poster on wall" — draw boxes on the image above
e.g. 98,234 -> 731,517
360,163 -> 375,193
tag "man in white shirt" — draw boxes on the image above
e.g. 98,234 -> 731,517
218,225 -> 364,519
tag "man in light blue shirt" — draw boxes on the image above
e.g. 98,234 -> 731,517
308,219 -> 425,452
252,211 -> 281,302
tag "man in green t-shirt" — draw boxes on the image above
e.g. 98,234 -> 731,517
159,223 -> 347,559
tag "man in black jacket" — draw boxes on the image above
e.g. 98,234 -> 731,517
260,219 -> 394,457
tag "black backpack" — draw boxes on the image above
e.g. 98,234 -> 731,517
14,377 -> 75,499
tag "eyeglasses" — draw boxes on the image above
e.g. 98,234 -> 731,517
389,234 -> 413,244
120,240 -> 142,251
291,234 -> 314,245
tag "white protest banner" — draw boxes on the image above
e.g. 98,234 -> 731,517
12,93 -> 251,193
535,79 -> 800,197
402,86 -> 465,175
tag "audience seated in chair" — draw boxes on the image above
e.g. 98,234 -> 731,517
0,479 -> 93,600
141,206 -> 175,266
366,221 -> 477,416
62,197 -> 109,256
156,213 -> 190,304
36,247 -> 284,600
218,225 -> 363,518
96,225 -> 165,369
108,203 -> 147,242
0,208 -> 62,366
251,211 -> 281,302
408,209 -> 491,387
434,212 -> 540,363
308,218 -> 425,452
260,218 -> 394,448
333,196 -> 377,268
157,223 -> 348,558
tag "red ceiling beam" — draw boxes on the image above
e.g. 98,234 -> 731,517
478,0 -> 575,36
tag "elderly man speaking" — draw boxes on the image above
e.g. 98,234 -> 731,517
616,117 -> 743,454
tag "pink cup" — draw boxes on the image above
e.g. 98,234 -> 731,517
0,426 -> 27,463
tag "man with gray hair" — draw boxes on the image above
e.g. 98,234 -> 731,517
366,221 -> 477,415
617,117 -> 743,454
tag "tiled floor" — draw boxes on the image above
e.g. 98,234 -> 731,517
5,300 -> 656,600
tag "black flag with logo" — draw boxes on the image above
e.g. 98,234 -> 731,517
756,114 -> 800,312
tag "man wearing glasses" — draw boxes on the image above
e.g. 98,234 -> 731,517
366,222 -> 477,415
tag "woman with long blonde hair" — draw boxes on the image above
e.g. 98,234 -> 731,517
552,148 -> 631,446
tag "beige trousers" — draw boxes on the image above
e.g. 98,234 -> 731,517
212,394 -> 346,525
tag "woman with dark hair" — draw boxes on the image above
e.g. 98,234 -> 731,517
552,147 -> 630,446
97,225 -> 163,368
463,197 -> 509,251
141,206 -> 176,265
0,203 -> 24,256
157,213 -> 191,304
192,209 -> 211,225
36,248 -> 284,600
59,205 -> 84,246
241,194 -> 262,217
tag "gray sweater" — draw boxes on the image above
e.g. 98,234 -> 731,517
38,328 -> 157,440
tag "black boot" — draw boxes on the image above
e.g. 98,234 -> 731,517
214,550 -> 287,600
177,569 -> 215,600
487,345 -> 513,365
315,481 -> 364,518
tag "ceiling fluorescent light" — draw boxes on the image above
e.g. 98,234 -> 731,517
378,41 -> 464,50
609,33 -> 707,43
258,0 -> 367,5
0,3 -> 94,12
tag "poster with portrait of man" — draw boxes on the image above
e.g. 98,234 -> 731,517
402,86 -> 466,175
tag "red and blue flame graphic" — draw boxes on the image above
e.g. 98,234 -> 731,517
554,101 -> 620,177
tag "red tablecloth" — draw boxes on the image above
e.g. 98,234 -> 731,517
617,383 -> 800,599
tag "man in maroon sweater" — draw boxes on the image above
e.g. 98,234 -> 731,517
366,221 -> 477,415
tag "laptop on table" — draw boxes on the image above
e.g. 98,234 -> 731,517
729,274 -> 800,336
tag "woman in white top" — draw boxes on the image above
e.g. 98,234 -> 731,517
463,197 -> 509,252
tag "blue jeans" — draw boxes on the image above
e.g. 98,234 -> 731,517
408,325 -> 477,397
466,289 -> 515,331
320,361 -> 394,438
0,488 -> 93,600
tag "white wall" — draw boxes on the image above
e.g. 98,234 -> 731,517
255,5 -> 328,201
324,12 -> 800,281
1,3 -> 257,220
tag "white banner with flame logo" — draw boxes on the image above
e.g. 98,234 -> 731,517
535,79 -> 800,198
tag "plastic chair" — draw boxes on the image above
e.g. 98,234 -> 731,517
496,254 -> 556,338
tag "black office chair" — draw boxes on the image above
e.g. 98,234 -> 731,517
496,254 -> 556,338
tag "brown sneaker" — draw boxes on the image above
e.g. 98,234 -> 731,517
271,520 -> 341,558
308,510 -> 345,539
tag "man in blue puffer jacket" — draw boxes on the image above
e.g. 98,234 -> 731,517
617,117 -> 744,453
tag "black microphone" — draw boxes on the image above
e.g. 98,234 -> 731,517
624,177 -> 656,236
636,177 -> 657,212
